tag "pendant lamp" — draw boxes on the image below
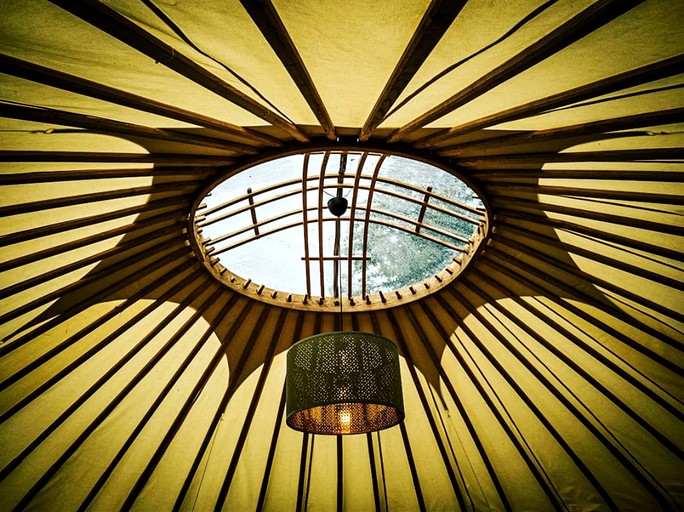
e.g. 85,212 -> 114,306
285,189 -> 404,435
286,331 -> 404,434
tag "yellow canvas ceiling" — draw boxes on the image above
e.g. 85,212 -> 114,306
0,0 -> 682,510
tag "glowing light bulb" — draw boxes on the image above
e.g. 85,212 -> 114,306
339,409 -> 351,433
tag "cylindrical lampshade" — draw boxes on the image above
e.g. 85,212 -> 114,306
286,331 -> 404,435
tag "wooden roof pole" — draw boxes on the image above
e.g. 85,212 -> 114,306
0,53 -> 282,147
49,0 -> 310,142
241,0 -> 336,140
387,0 -> 645,143
358,0 -> 466,141
415,54 -> 684,148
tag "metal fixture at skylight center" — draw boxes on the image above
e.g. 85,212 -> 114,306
285,194 -> 404,435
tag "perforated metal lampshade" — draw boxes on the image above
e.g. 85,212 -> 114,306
286,332 -> 404,435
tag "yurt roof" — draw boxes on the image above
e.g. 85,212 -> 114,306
0,1 -> 682,510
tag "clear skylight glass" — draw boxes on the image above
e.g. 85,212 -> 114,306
195,151 -> 485,302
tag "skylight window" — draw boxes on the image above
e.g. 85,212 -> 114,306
190,148 -> 488,310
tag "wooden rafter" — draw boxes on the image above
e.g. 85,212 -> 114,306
495,209 -> 682,262
489,194 -> 683,235
387,0 -> 645,143
0,53 -> 282,147
0,195 -> 190,247
487,184 -> 684,205
492,232 -> 684,326
0,208 -> 186,273
317,153 -> 330,298
347,152 -> 369,298
332,154 -> 347,297
361,156 -> 386,298
0,243 -> 192,329
49,0 -> 309,142
200,179 -> 482,232
0,223 -> 183,301
464,264 -> 682,410
483,247 -> 679,365
415,54 -> 684,148
437,107 -> 684,155
119,296 -> 250,511
0,150 -> 233,165
0,102 -> 257,154
450,147 -> 684,164
301,154 -> 313,297
358,0 -> 466,141
468,168 -> 684,181
494,223 -> 681,290
0,261 -> 201,377
208,206 -> 470,257
240,0 -> 336,140
0,167 -> 213,184
0,182 -> 199,218
416,186 -> 433,233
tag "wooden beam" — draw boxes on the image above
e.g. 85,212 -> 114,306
402,303 -> 512,510
483,248 -> 680,366
302,256 -> 369,261
415,54 -> 684,147
0,243 -> 191,328
120,298 -> 255,512
301,154 -> 313,297
49,0 -> 309,142
0,182 -> 199,218
0,263 -> 203,412
386,309 -> 468,511
240,0 -> 336,140
361,156 -> 386,298
494,210 -> 683,263
0,102 -> 257,154
0,150 -> 233,165
366,433 -> 382,512
465,265 -> 682,420
492,232 -> 684,326
214,308 -> 289,507
347,153 -> 369,298
255,383 -> 288,512
332,154 -> 347,297
450,148 -> 684,164
95,294 -> 240,510
447,284 -> 674,509
438,107 -> 684,155
0,208 -> 185,273
0,196 -> 189,247
0,222 -> 183,300
489,194 -> 684,236
375,175 -> 483,216
468,168 -> 684,182
495,222 -> 682,291
213,305 -> 274,487
487,183 -> 684,205
0,263 -> 199,388
0,166 -> 213,185
386,0 -> 645,143
201,170 -> 484,219
317,152 -> 330,298
0,53 -> 282,147
358,0 -> 466,141
209,207 -> 469,257
415,186 -> 433,233
246,188 -> 260,237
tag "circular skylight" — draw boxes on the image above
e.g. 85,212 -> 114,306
189,147 -> 489,310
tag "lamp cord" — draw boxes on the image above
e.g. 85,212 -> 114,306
338,257 -> 344,331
